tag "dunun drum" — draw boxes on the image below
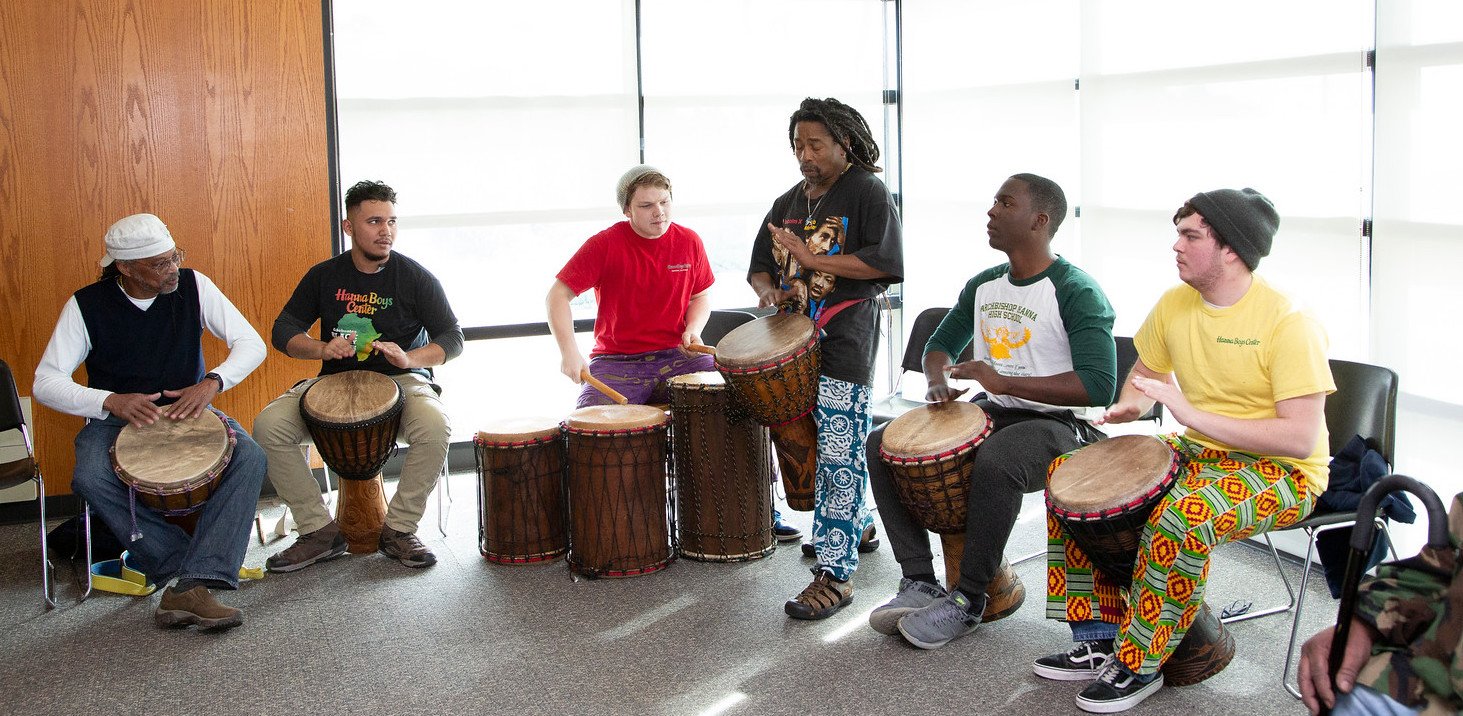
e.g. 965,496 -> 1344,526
564,404 -> 673,577
1047,434 -> 1235,685
112,408 -> 236,516
668,372 -> 773,562
714,313 -> 820,511
878,401 -> 992,534
475,417 -> 568,564
299,370 -> 404,553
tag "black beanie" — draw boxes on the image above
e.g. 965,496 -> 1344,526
1187,188 -> 1279,271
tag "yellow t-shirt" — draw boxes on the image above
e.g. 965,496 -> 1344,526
1134,276 -> 1335,492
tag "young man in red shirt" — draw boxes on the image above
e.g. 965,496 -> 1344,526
547,165 -> 716,407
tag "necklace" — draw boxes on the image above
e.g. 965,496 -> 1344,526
803,163 -> 852,228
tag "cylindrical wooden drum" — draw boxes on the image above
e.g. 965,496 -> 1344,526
300,370 -> 404,553
475,417 -> 568,564
879,401 -> 992,534
1048,435 -> 1235,684
715,313 -> 820,511
564,404 -> 673,578
668,372 -> 773,562
112,409 -> 236,516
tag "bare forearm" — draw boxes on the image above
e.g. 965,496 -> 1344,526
798,253 -> 891,280
406,343 -> 447,369
1176,411 -> 1319,459
285,332 -> 328,360
988,371 -> 1092,407
684,292 -> 711,337
546,283 -> 582,357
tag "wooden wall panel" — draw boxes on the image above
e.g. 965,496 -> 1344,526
0,0 -> 332,497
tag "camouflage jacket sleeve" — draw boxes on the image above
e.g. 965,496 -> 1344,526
1354,492 -> 1462,712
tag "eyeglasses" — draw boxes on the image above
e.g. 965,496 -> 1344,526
134,250 -> 185,273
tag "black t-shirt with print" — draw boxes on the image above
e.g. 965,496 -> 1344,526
749,166 -> 904,386
273,251 -> 463,379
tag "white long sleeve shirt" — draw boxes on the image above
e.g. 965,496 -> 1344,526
33,271 -> 267,420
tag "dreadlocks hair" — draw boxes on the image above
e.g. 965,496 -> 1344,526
1010,173 -> 1068,237
344,180 -> 398,212
788,97 -> 882,173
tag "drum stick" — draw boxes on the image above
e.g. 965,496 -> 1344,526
580,369 -> 628,405
685,343 -> 716,355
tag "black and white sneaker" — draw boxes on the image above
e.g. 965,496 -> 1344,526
1074,662 -> 1164,714
1033,640 -> 1115,681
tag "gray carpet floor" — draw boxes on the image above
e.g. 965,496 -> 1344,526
0,477 -> 1332,715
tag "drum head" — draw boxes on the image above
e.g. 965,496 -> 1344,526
301,370 -> 401,424
667,371 -> 725,391
1048,435 -> 1178,515
881,401 -> 990,458
565,404 -> 668,431
114,412 -> 229,490
714,314 -> 815,369
477,416 -> 562,444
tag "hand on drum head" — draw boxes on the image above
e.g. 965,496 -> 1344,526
1298,617 -> 1373,715
161,379 -> 221,420
756,285 -> 796,310
320,335 -> 355,361
371,340 -> 412,369
103,392 -> 165,427
924,381 -> 969,403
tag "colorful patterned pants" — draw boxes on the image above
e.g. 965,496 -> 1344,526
1044,434 -> 1315,675
809,375 -> 874,582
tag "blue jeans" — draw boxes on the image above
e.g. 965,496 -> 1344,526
73,413 -> 267,588
1333,686 -> 1424,716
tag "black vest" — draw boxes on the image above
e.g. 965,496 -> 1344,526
74,269 -> 205,401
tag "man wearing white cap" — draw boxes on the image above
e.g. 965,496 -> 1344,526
546,165 -> 717,408
34,212 -> 268,630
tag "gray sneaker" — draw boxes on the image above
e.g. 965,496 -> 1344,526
869,578 -> 947,635
379,526 -> 437,568
266,523 -> 348,573
897,590 -> 981,650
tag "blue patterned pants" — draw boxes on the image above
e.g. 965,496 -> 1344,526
809,375 -> 874,581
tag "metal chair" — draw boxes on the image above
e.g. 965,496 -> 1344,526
700,309 -> 758,347
1219,358 -> 1400,698
871,307 -> 974,426
0,358 -> 59,608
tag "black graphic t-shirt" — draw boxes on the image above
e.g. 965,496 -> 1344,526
272,252 -> 463,378
748,166 -> 904,385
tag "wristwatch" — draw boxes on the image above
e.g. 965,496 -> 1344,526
204,372 -> 225,392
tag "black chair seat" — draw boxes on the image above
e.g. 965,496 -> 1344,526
0,456 -> 36,489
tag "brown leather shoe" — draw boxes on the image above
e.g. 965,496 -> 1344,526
981,558 -> 1026,623
785,570 -> 854,620
154,585 -> 243,631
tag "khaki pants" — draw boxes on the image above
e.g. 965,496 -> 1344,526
253,372 -> 451,535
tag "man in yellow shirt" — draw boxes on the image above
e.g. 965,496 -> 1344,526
1035,188 -> 1335,713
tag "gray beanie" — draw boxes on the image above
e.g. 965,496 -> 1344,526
615,165 -> 667,209
1186,188 -> 1279,271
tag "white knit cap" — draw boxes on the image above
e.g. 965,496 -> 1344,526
100,213 -> 176,267
615,165 -> 666,209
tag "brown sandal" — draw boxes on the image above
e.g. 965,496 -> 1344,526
785,570 -> 854,620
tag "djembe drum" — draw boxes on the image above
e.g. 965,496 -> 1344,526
475,417 -> 568,564
563,404 -> 673,577
300,370 -> 404,553
1047,435 -> 1236,685
877,401 -> 1021,620
668,372 -> 773,562
714,313 -> 820,511
112,409 -> 236,534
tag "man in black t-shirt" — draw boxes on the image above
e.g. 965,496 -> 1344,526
254,180 -> 463,572
748,97 -> 904,620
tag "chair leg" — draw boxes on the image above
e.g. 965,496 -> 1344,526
1012,549 -> 1044,566
436,463 -> 451,538
79,501 -> 93,602
1280,527 -> 1325,698
1222,531 -> 1297,623
36,473 -> 56,609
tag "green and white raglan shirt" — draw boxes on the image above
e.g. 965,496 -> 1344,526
924,257 -> 1117,420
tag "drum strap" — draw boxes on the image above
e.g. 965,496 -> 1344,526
814,298 -> 867,331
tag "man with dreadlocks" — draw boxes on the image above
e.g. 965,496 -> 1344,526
749,97 -> 904,620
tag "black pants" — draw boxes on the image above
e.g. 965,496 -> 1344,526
867,398 -> 1101,598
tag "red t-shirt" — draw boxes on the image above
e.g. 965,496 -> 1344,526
556,221 -> 715,356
